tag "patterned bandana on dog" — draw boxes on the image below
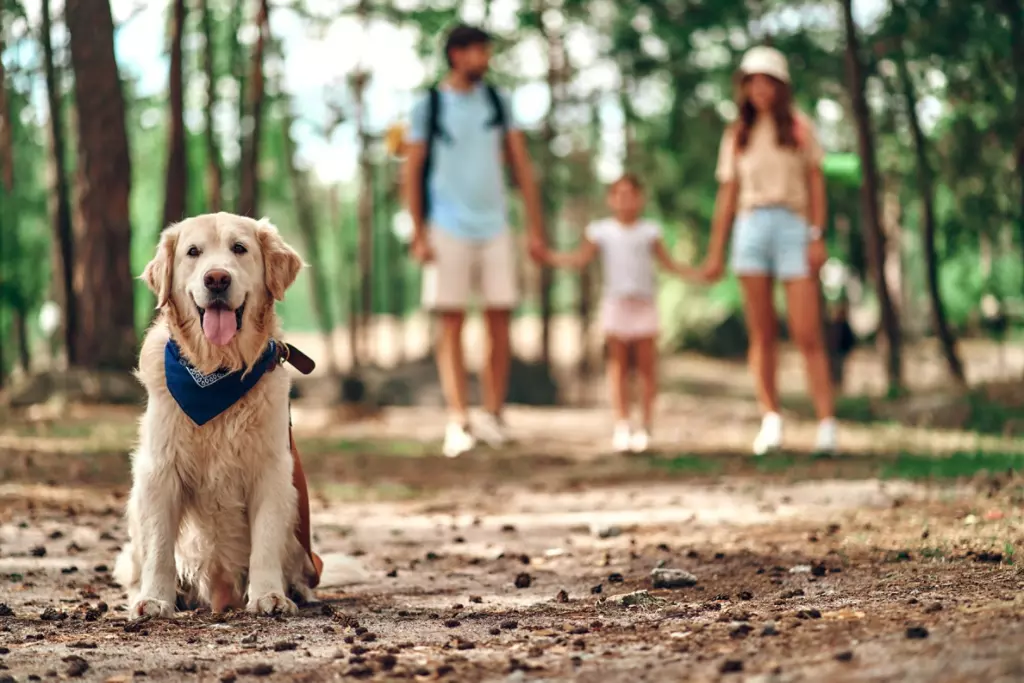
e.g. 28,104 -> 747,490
165,339 -> 279,426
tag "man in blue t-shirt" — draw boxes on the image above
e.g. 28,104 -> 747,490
403,23 -> 546,458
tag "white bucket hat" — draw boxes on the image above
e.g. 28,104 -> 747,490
738,46 -> 790,84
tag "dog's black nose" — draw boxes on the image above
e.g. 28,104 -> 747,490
204,269 -> 232,293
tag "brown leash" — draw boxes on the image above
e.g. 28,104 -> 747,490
270,342 -> 323,588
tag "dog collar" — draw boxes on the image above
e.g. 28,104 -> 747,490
164,340 -> 280,426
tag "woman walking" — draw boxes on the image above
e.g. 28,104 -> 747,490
701,46 -> 837,455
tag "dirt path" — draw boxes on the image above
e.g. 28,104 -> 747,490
1,450 -> 1023,683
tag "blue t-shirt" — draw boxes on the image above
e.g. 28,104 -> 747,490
408,84 -> 517,241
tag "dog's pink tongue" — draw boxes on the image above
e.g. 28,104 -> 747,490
202,309 -> 237,346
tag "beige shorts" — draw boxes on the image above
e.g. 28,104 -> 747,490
421,227 -> 519,311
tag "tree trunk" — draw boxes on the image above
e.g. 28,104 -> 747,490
896,49 -> 966,385
162,0 -> 188,227
353,0 -> 372,368
539,4 -> 564,367
199,0 -> 224,211
0,32 -> 12,192
282,108 -> 339,373
237,0 -> 269,218
13,306 -> 31,374
66,0 -> 137,371
41,0 -> 78,365
1000,0 -> 1024,269
840,0 -> 903,395
227,0 -> 246,207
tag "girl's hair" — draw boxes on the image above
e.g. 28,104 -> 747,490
608,173 -> 643,193
732,73 -> 798,152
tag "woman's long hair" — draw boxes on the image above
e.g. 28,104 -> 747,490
733,73 -> 798,152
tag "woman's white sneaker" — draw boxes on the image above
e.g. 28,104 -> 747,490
612,422 -> 632,453
752,412 -> 783,456
814,417 -> 838,455
442,422 -> 476,458
475,412 -> 509,448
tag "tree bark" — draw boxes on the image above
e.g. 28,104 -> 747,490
66,0 -> 137,371
237,0 -> 269,218
840,0 -> 903,395
282,109 -> 339,373
896,50 -> 966,385
199,0 -> 224,211
41,0 -> 78,365
1000,0 -> 1024,270
163,0 -> 188,227
13,306 -> 31,374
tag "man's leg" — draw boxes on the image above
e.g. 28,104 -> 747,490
476,229 -> 519,446
421,228 -> 475,456
481,308 -> 511,418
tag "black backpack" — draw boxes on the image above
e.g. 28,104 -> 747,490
420,82 -> 509,222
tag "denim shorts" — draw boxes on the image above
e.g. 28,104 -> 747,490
730,206 -> 810,281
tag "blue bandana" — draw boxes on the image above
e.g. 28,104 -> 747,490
164,339 -> 280,426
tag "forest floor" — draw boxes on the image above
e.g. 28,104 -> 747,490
2,344 -> 1024,682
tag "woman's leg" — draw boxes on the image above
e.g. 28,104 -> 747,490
783,278 -> 835,421
739,275 -> 780,414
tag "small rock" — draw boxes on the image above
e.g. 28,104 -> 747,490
835,650 -> 854,662
590,584 -> 603,595
219,673 -> 237,683
30,546 -> 47,558
618,590 -> 662,607
594,525 -> 622,539
41,607 -> 68,622
386,568 -> 398,578
650,568 -> 697,589
738,591 -> 753,600
607,573 -> 624,584
0,604 -> 14,617
811,564 -> 827,577
555,589 -> 569,603
63,656 -> 89,678
272,641 -> 297,652
500,620 -> 518,630
761,623 -> 779,637
514,573 -> 532,589
729,623 -> 753,639
720,659 -> 743,674
924,602 -> 943,614
489,627 -> 500,635
789,565 -> 812,574
469,595 -> 483,604
444,619 -> 460,628
976,552 -> 1003,564
906,626 -> 929,639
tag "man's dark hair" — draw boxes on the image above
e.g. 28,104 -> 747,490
444,24 -> 491,68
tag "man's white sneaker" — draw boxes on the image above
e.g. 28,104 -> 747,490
612,422 -> 632,453
475,412 -> 509,448
630,428 -> 651,454
752,412 -> 783,456
442,423 -> 476,458
814,417 -> 838,455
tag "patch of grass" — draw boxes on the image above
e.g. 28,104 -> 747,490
648,453 -> 725,475
299,437 -> 433,458
879,450 -> 1024,480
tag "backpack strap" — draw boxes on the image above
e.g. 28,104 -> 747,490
420,86 -> 441,224
483,83 -> 508,132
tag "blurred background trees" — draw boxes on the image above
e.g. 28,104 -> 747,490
0,0 -> 1021,401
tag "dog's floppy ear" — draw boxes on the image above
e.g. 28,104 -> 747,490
256,218 -> 305,302
141,225 -> 180,309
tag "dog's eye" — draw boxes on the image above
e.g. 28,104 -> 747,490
232,242 -> 248,255
186,246 -> 200,258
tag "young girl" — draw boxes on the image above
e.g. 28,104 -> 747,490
543,174 -> 699,453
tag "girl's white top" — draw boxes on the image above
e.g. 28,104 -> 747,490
585,218 -> 662,300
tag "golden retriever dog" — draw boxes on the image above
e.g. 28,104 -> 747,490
114,212 -> 318,619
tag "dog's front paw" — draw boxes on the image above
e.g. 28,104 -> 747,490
130,597 -> 175,620
248,592 -> 298,617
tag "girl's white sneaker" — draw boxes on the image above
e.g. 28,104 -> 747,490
814,418 -> 838,455
629,428 -> 651,454
612,422 -> 632,453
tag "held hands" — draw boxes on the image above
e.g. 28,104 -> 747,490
409,230 -> 434,264
700,254 -> 726,283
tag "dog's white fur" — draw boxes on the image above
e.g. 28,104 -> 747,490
114,212 -> 314,619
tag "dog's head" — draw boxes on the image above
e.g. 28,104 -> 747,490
142,213 -> 304,372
